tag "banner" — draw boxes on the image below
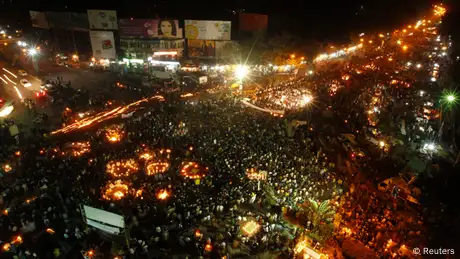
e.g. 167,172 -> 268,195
184,20 -> 231,40
216,41 -> 238,58
239,13 -> 268,31
83,205 -> 124,234
87,10 -> 118,30
29,11 -> 49,29
90,31 -> 116,59
83,205 -> 124,228
119,19 -> 180,38
120,39 -> 184,50
47,12 -> 89,31
188,40 -> 215,58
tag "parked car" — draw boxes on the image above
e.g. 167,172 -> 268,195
17,70 -> 27,76
20,79 -> 32,87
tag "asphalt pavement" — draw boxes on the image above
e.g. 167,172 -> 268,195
0,52 -> 125,135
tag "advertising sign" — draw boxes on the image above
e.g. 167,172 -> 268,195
87,10 -> 118,30
90,31 -> 116,59
46,12 -> 89,31
120,39 -> 184,50
239,13 -> 268,31
29,11 -> 49,29
184,20 -> 231,40
216,41 -> 238,58
188,39 -> 215,58
119,19 -> 180,38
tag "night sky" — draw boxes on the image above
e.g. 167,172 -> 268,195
0,0 -> 441,42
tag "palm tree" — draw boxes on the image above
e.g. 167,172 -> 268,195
288,199 -> 335,243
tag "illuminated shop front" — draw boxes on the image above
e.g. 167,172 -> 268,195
120,38 -> 184,61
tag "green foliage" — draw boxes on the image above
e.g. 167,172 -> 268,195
296,199 -> 335,242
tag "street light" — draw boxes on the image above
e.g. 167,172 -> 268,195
28,48 -> 37,56
446,94 -> 456,103
235,65 -> 249,80
441,92 -> 458,106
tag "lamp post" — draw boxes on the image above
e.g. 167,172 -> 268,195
438,92 -> 458,140
235,65 -> 248,93
28,48 -> 39,73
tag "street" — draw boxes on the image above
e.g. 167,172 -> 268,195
0,49 -> 135,135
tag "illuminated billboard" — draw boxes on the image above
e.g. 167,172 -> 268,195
87,10 -> 118,30
90,31 -> 116,59
184,20 -> 231,40
119,19 -> 181,38
188,39 -> 215,57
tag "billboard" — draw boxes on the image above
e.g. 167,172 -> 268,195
120,39 -> 184,50
90,31 -> 116,59
239,13 -> 268,31
184,20 -> 231,40
188,39 -> 215,58
87,10 -> 118,30
119,19 -> 181,38
46,12 -> 89,31
29,11 -> 49,29
216,41 -> 238,58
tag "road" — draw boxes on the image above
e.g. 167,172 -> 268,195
0,52 -> 126,135
0,59 -> 42,101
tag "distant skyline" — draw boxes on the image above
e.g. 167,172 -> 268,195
0,0 -> 442,42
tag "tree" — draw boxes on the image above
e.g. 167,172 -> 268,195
291,199 -> 336,242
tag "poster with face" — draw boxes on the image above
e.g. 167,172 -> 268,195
158,20 -> 176,37
119,19 -> 180,38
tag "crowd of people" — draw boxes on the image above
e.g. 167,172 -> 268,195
0,4 -> 454,259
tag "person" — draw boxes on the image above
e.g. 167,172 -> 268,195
206,42 -> 215,57
158,20 -> 177,37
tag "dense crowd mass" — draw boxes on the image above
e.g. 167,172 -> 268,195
0,4 -> 455,259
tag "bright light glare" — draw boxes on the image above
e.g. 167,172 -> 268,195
300,95 -> 313,106
431,77 -> 437,82
28,48 -> 37,56
235,65 -> 249,80
446,95 -> 456,103
416,64 -> 422,68
423,143 -> 436,151
0,105 -> 14,117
